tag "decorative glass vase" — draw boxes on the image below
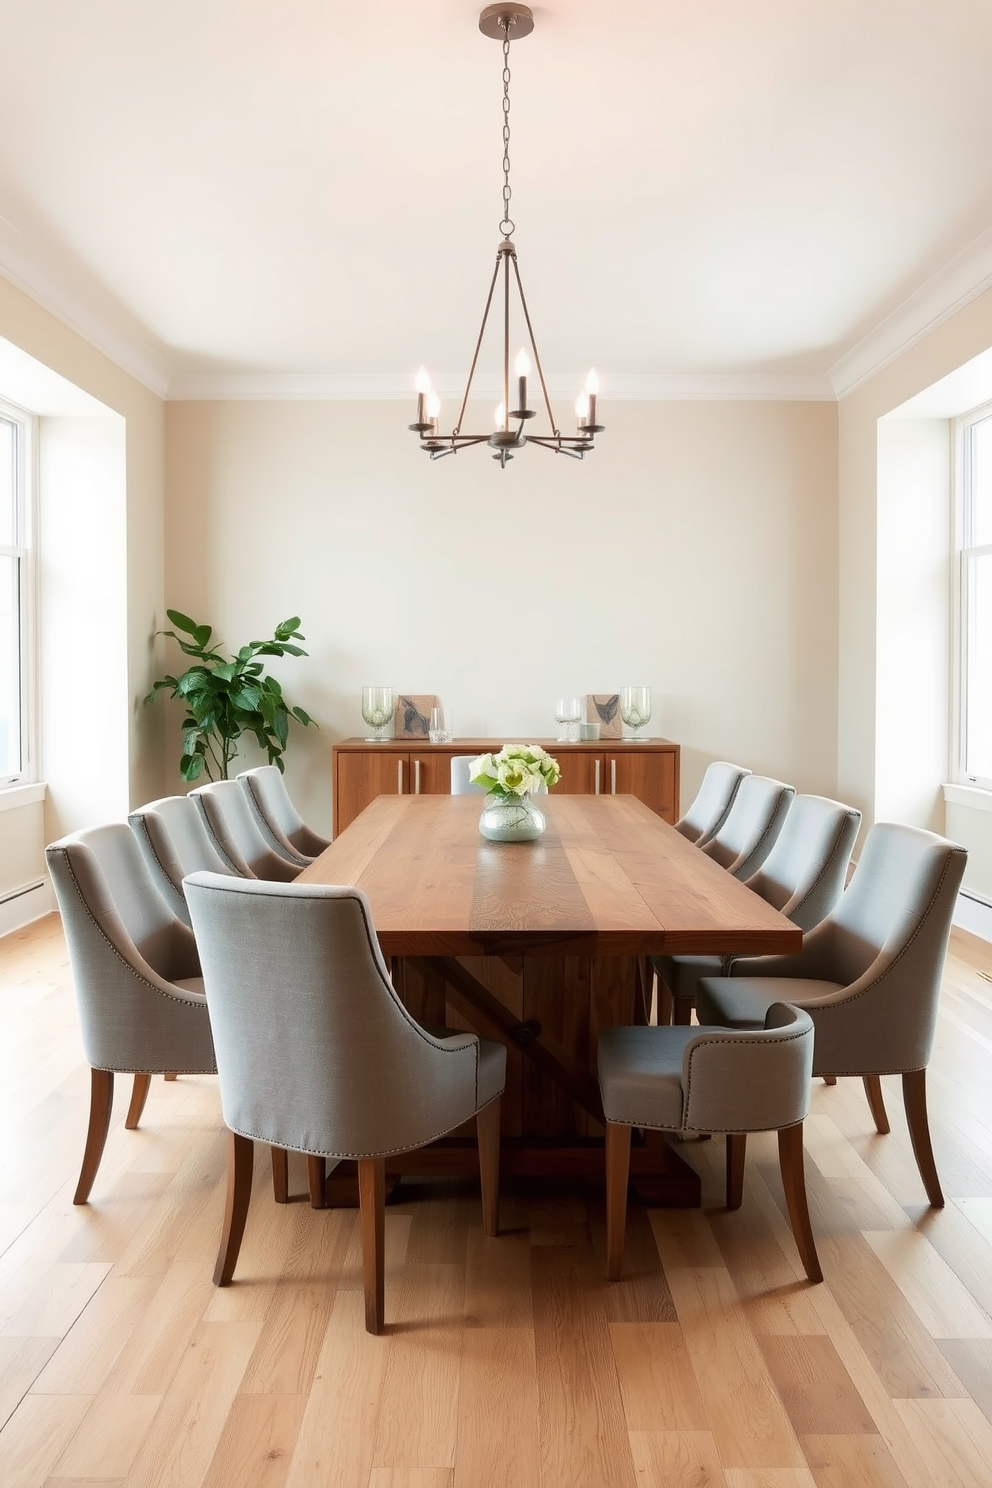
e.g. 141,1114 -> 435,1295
479,791 -> 546,842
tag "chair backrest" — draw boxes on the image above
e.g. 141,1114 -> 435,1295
745,794 -> 861,931
237,765 -> 330,861
190,780 -> 301,882
45,823 -> 210,1072
184,873 -> 482,1158
734,823 -> 968,1075
450,756 -> 488,795
129,794 -> 238,926
701,775 -> 795,879
817,822 -> 965,981
675,761 -> 750,845
681,1003 -> 814,1134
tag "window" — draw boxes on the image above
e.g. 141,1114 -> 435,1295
0,400 -> 34,786
956,401 -> 992,787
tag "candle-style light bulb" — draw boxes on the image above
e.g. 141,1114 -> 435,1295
495,401 -> 507,431
426,390 -> 440,436
514,347 -> 531,414
575,391 -> 590,429
585,368 -> 599,428
414,365 -> 432,426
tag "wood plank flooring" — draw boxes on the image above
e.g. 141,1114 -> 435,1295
2,913 -> 992,1486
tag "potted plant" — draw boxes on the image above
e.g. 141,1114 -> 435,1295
145,610 -> 315,782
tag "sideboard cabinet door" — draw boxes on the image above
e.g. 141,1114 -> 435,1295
336,751 -> 408,833
607,748 -> 677,822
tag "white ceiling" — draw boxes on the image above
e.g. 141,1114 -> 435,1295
1,0 -> 992,400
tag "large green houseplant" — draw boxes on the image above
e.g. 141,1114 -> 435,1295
146,610 -> 315,782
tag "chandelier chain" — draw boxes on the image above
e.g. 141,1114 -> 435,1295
499,22 -> 514,238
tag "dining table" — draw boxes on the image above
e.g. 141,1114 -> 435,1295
297,791 -> 802,1205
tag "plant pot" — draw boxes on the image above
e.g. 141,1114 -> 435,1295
478,791 -> 546,842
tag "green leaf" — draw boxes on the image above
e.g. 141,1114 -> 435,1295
167,609 -> 201,636
275,617 -> 302,640
291,706 -> 314,726
180,752 -> 205,781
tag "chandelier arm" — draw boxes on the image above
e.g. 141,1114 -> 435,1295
454,253 -> 503,436
510,254 -> 559,436
526,435 -> 590,457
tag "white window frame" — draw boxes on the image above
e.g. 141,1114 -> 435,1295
953,398 -> 992,789
0,397 -> 37,789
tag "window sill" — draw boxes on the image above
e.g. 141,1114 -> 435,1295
943,782 -> 992,813
0,781 -> 46,813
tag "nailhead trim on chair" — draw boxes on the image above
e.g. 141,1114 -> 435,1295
52,847 -> 210,1016
600,1023 -> 810,1133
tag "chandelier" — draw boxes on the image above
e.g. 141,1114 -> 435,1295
409,3 -> 603,468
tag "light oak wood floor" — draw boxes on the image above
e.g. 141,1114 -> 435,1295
3,914 -> 992,1487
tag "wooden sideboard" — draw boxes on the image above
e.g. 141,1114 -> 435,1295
332,737 -> 680,836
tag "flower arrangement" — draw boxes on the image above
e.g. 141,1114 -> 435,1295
469,743 -> 561,797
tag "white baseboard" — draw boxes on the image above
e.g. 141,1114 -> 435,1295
953,891 -> 992,944
0,879 -> 54,938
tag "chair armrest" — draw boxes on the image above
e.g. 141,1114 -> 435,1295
681,1006 -> 813,1133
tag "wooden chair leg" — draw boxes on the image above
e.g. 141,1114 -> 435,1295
476,1097 -> 501,1238
862,1073 -> 890,1134
605,1122 -> 633,1281
822,1074 -> 837,1086
307,1155 -> 327,1209
777,1123 -> 822,1284
214,1131 -> 255,1286
163,1072 -> 178,1081
725,1132 -> 747,1210
124,1072 -> 151,1130
74,1068 -> 114,1205
656,976 -> 674,1027
902,1068 -> 944,1207
271,1146 -> 289,1203
358,1157 -> 386,1335
673,995 -> 693,1026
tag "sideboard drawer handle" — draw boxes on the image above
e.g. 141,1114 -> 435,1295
397,759 -> 404,794
611,758 -> 617,794
594,759 -> 601,794
414,759 -> 421,794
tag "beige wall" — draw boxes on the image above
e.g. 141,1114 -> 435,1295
165,398 -> 839,833
0,277 -> 166,834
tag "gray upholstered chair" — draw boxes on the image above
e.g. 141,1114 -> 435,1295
699,773 -> 795,880
184,872 -> 507,1334
598,1003 -> 819,1283
129,794 -> 239,927
46,823 -> 216,1204
675,761 -> 750,845
696,823 -> 968,1207
190,780 -> 301,881
656,794 -> 862,1024
450,756 -> 488,795
237,764 -> 330,865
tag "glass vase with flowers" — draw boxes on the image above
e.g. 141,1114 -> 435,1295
469,744 -> 562,842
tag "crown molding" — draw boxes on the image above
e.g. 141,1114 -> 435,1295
0,232 -> 171,398
829,225 -> 992,400
165,369 -> 836,401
